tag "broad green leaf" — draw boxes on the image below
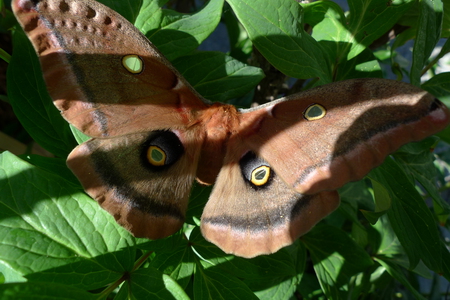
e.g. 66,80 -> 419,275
372,179 -> 391,212
361,210 -> 387,226
303,224 -> 373,299
374,258 -> 427,300
185,183 -> 212,225
339,180 -> 374,211
147,0 -> 224,60
97,0 -> 142,23
372,215 -> 402,257
347,0 -> 414,60
7,30 -> 76,158
223,6 -> 253,62
227,0 -> 331,83
173,52 -> 264,102
335,48 -> 382,80
254,275 -> 300,300
19,155 -> 79,186
422,72 -> 450,106
303,1 -> 383,80
410,0 -> 443,86
428,38 -> 450,68
190,227 -> 299,292
0,282 -> 97,300
134,0 -> 167,34
302,1 -> 347,65
443,0 -> 450,37
360,178 -> 391,225
150,238 -> 195,289
253,242 -> 306,300
368,157 -> 444,273
117,268 -> 189,300
194,265 -> 258,300
69,124 -> 91,145
0,152 -> 135,289
394,139 -> 450,221
0,261 -> 26,284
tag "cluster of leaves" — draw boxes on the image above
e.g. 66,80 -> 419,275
1,0 -> 450,299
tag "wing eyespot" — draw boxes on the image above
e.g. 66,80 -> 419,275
240,152 -> 273,189
251,165 -> 271,186
141,131 -> 184,170
122,55 -> 144,74
147,146 -> 166,166
304,104 -> 326,121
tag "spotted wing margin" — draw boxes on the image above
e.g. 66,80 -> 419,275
67,130 -> 202,239
242,78 -> 450,195
12,0 -> 208,138
200,138 -> 340,258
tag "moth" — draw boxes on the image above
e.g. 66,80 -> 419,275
13,0 -> 450,258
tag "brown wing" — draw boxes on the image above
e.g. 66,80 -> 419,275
240,78 -> 450,195
67,129 -> 204,239
201,137 -> 339,258
12,0 -> 208,138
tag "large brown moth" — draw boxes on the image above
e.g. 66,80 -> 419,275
13,0 -> 450,258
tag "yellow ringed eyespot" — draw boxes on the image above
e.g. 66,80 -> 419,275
147,146 -> 166,166
304,104 -> 326,120
122,54 -> 143,74
251,166 -> 271,186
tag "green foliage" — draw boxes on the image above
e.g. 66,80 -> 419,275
1,0 -> 450,299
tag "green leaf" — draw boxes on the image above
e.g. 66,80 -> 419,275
0,152 -> 135,289
394,139 -> 450,221
69,124 -> 91,145
227,0 -> 331,82
443,0 -> 450,37
134,0 -> 166,33
117,268 -> 190,300
0,47 -> 10,63
303,224 -> 374,298
97,0 -> 142,23
335,48 -> 382,80
374,257 -> 427,300
302,1 -> 348,63
303,1 -> 384,80
361,177 -> 391,225
189,227 -> 300,295
194,265 -> 258,300
368,157 -> 445,273
410,0 -> 443,86
145,0 -> 225,60
0,282 -> 97,300
19,155 -> 79,186
7,30 -> 77,158
254,243 -> 306,300
422,72 -> 450,106
346,0 -> 414,60
223,6 -> 253,62
150,238 -> 195,289
373,215 -> 403,257
173,52 -> 264,102
372,179 -> 392,212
